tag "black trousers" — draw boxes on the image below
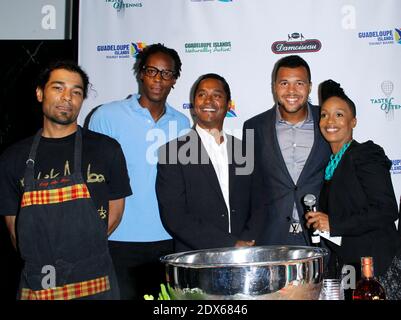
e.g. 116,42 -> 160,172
108,239 -> 174,300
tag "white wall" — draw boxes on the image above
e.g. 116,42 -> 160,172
78,0 -> 401,208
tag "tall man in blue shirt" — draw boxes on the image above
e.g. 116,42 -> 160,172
89,43 -> 190,299
243,55 -> 331,246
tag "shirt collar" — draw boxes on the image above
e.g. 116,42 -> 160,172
195,124 -> 227,147
130,93 -> 174,117
275,103 -> 314,126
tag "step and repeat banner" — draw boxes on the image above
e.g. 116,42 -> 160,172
78,0 -> 401,205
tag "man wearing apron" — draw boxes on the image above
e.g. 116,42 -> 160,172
0,61 -> 132,300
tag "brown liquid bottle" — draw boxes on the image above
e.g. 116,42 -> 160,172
352,257 -> 386,300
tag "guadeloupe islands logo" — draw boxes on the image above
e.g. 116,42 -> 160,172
131,42 -> 146,57
185,41 -> 231,54
271,32 -> 322,54
390,159 -> 401,175
358,28 -> 401,46
226,100 -> 237,117
395,28 -> 401,44
96,41 -> 145,59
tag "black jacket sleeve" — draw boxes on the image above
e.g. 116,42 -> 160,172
330,141 -> 398,236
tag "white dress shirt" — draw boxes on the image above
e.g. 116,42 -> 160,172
196,125 -> 231,233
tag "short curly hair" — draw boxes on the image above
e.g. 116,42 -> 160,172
273,55 -> 311,83
133,43 -> 182,79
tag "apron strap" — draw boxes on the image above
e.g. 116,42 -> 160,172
74,126 -> 82,175
23,127 -> 83,188
23,129 -> 43,188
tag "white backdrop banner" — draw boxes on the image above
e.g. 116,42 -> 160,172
78,0 -> 401,206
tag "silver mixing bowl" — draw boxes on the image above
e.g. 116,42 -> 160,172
161,245 -> 328,300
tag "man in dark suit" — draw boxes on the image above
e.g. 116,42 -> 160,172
243,55 -> 331,246
156,73 -> 264,252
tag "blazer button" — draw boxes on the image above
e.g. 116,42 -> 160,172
221,213 -> 225,217
294,186 -> 298,191
231,209 -> 236,214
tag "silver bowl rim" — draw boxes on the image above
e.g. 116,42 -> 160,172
160,245 -> 328,268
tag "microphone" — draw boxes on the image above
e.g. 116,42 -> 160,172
303,194 -> 321,244
303,194 -> 317,211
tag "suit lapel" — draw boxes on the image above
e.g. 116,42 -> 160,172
195,130 -> 227,205
261,107 -> 293,184
227,135 -> 236,204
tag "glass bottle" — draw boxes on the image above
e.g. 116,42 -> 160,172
352,257 -> 386,300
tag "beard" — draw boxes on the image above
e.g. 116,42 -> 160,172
277,99 -> 308,114
44,113 -> 77,125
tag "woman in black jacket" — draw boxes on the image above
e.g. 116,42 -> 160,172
305,79 -> 401,299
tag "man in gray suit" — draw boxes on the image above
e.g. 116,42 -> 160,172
242,55 -> 331,246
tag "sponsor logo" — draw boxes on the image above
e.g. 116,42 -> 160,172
226,100 -> 237,118
97,43 -> 131,59
105,0 -> 143,11
357,29 -> 395,45
391,159 -> 401,175
131,42 -> 146,57
271,32 -> 322,54
185,41 -> 231,53
96,41 -> 145,60
395,28 -> 401,44
370,81 -> 401,121
183,103 -> 193,109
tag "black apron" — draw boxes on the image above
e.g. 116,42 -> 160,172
17,127 -> 119,300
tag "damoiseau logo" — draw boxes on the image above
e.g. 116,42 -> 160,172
357,28 -> 395,45
370,81 -> 401,121
185,41 -> 231,54
391,159 -> 401,175
105,0 -> 143,10
182,100 -> 237,118
271,32 -> 321,54
131,42 -> 146,57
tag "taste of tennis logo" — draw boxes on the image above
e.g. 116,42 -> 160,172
105,0 -> 143,10
271,32 -> 322,54
370,81 -> 401,121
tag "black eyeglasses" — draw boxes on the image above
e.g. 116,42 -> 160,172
142,66 -> 176,80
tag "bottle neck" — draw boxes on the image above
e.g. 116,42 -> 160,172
361,257 -> 374,279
